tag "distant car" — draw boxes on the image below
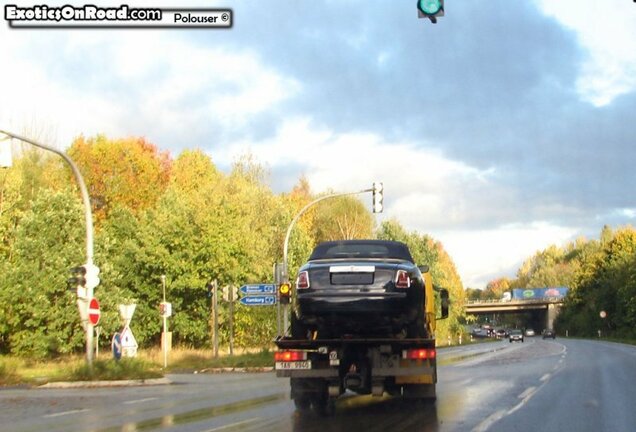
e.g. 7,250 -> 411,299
524,328 -> 535,337
509,329 -> 524,343
471,328 -> 489,338
496,329 -> 507,339
543,329 -> 556,339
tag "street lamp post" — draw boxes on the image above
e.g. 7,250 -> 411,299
0,129 -> 97,365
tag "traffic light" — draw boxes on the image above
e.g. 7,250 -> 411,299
69,266 -> 86,288
372,182 -> 384,213
279,282 -> 291,305
222,285 -> 239,301
417,0 -> 444,23
84,263 -> 100,290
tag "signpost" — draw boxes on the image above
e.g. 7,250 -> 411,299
88,298 -> 100,325
121,326 -> 138,357
118,304 -> 137,357
240,284 -> 276,295
112,332 -> 122,360
239,295 -> 277,306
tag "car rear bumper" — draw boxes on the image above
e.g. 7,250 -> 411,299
297,291 -> 408,315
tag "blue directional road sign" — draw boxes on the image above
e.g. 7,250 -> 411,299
239,295 -> 277,306
240,284 -> 276,295
112,332 -> 122,360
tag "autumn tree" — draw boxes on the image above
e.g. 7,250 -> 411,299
67,135 -> 171,222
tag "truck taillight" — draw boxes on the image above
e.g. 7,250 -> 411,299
403,348 -> 436,360
274,350 -> 307,362
297,271 -> 310,290
395,270 -> 411,288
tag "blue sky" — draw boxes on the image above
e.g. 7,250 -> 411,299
2,0 -> 636,287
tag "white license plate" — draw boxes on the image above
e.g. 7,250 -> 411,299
275,360 -> 312,370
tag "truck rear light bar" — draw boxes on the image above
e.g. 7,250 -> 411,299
274,350 -> 307,362
395,270 -> 411,288
296,271 -> 310,290
402,348 -> 436,360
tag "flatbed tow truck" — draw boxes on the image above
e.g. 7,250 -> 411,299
274,258 -> 450,415
275,335 -> 441,414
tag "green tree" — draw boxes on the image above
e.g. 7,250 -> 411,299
0,189 -> 86,357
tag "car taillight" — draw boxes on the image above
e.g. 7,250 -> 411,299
274,350 -> 307,362
403,348 -> 436,360
395,270 -> 411,288
297,271 -> 310,290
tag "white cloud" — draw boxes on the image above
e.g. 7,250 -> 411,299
0,31 -> 299,149
439,222 -> 578,288
535,0 -> 636,106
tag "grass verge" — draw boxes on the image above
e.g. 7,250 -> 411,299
0,348 -> 275,386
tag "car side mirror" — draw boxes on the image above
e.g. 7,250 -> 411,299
418,265 -> 430,273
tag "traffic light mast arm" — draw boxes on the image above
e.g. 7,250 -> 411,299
0,129 -> 95,266
282,188 -> 372,281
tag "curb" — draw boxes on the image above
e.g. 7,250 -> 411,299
194,367 -> 274,374
38,377 -> 172,389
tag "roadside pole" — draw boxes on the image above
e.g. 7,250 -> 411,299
229,285 -> 234,356
161,275 -> 168,369
211,279 -> 219,359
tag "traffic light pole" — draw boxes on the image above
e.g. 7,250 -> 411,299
281,188 -> 373,335
0,129 -> 97,366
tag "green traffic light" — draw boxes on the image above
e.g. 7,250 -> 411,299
417,0 -> 442,15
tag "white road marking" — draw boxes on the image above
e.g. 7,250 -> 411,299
472,409 -> 508,432
201,417 -> 260,432
123,397 -> 158,405
43,408 -> 90,418
518,386 -> 537,399
540,373 -> 551,382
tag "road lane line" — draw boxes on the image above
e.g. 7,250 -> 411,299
43,408 -> 90,418
518,386 -> 537,399
201,417 -> 260,432
123,397 -> 158,405
540,373 -> 551,382
472,409 -> 508,432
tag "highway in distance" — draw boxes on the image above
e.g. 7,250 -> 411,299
1,338 -> 635,432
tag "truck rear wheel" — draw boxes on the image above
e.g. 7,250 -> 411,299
293,396 -> 311,411
311,392 -> 335,416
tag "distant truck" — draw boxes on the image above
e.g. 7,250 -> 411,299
274,240 -> 449,414
502,292 -> 512,302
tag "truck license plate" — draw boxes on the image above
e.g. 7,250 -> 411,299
275,360 -> 312,370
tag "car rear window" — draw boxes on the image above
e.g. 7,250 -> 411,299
309,240 -> 414,262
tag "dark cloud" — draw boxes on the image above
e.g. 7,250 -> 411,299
191,1 -> 635,230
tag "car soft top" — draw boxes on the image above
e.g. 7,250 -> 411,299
308,240 -> 414,263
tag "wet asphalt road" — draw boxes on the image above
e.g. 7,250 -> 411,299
1,338 -> 635,432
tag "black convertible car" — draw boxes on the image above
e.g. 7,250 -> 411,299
290,240 -> 429,339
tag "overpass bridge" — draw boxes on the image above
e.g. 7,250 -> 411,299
466,298 -> 565,330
